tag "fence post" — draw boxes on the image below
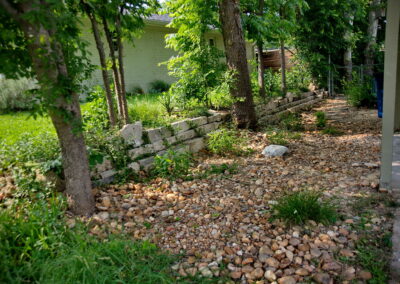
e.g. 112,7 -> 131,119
328,54 -> 331,96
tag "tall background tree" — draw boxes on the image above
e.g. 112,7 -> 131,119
164,0 -> 225,107
0,0 -> 95,215
295,0 -> 372,87
219,0 -> 257,129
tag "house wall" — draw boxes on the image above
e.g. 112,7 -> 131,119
81,20 -> 255,93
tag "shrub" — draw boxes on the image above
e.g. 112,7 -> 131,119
279,112 -> 304,131
129,85 -> 144,96
314,111 -> 327,128
158,91 -> 175,116
343,73 -> 375,107
153,149 -> 192,180
272,190 -> 337,225
207,128 -> 246,156
0,132 -> 60,173
81,86 -> 109,131
0,77 -> 38,112
148,80 -> 170,94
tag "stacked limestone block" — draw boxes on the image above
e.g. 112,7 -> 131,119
92,112 -> 228,183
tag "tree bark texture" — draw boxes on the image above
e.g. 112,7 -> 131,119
115,14 -> 130,124
218,0 -> 257,129
102,17 -> 123,121
257,0 -> 266,99
86,6 -> 117,127
344,14 -> 354,81
1,0 -> 95,215
280,39 -> 287,95
364,0 -> 381,77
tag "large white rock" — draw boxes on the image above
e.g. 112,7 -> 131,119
262,145 -> 289,157
120,122 -> 143,146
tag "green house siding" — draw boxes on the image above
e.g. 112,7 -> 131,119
81,19 -> 255,93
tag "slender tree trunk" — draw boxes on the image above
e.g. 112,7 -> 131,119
4,1 -> 95,215
257,42 -> 266,99
102,16 -> 124,122
364,0 -> 381,77
115,14 -> 130,124
344,14 -> 354,81
280,39 -> 287,95
257,0 -> 266,99
218,0 -> 257,129
85,7 -> 117,126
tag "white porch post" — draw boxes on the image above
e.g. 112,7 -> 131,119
380,0 -> 400,191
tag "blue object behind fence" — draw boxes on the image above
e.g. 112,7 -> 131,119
375,73 -> 384,118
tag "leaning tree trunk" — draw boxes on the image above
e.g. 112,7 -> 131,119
218,0 -> 257,129
280,39 -> 287,95
257,0 -> 266,99
115,14 -> 130,124
86,8 -> 117,127
102,16 -> 124,122
5,2 -> 95,215
364,0 -> 381,77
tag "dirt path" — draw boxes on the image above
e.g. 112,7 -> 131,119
91,98 -> 393,283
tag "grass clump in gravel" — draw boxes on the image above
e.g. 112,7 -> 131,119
272,190 -> 337,225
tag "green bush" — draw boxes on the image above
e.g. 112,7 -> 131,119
207,128 -> 246,156
314,111 -> 327,128
272,190 -> 337,225
148,80 -> 170,94
0,77 -> 37,112
153,149 -> 192,180
128,85 -> 145,96
82,86 -> 109,131
343,73 -> 375,107
279,112 -> 304,131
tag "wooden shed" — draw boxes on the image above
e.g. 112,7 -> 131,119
258,48 -> 294,71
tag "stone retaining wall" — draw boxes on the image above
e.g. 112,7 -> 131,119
92,112 -> 229,183
257,90 -> 327,125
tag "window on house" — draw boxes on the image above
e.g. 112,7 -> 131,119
209,38 -> 215,47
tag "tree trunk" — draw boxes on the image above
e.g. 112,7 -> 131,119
218,0 -> 257,129
280,39 -> 287,95
364,0 -> 381,77
6,2 -> 95,215
344,14 -> 354,81
102,16 -> 124,123
86,7 -> 117,127
115,14 -> 130,124
257,0 -> 266,99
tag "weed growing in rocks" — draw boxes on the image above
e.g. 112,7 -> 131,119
154,149 -> 192,180
314,111 -> 327,128
272,190 -> 337,225
265,128 -> 301,146
322,126 -> 343,136
207,128 -> 247,156
279,112 -> 304,131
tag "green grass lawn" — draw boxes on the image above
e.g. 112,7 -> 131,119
0,112 -> 54,145
0,93 -> 206,144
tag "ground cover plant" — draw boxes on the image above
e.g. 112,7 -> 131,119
272,190 -> 337,225
207,128 -> 248,156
